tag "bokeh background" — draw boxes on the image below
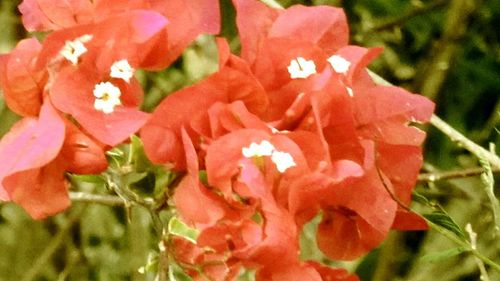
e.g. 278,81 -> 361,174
0,0 -> 499,280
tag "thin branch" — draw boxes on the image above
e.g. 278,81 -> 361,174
69,191 -> 125,206
20,206 -> 85,281
431,115 -> 500,169
365,0 -> 448,32
418,166 -> 500,182
259,0 -> 283,9
427,219 -> 500,273
415,0 -> 478,100
465,224 -> 491,281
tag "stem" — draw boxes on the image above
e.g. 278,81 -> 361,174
415,0 -> 477,101
69,191 -> 125,206
430,115 -> 500,169
427,220 -> 500,272
260,0 -> 283,9
365,0 -> 448,32
465,224 -> 491,281
418,166 -> 500,182
478,153 -> 500,230
20,206 -> 85,281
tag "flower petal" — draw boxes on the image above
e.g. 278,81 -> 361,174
19,0 -> 93,31
0,38 -> 46,117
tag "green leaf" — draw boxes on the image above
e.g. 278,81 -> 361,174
122,172 -> 148,186
412,191 -> 432,205
169,263 -> 193,281
138,252 -> 159,274
424,212 -> 467,240
420,247 -> 469,263
68,174 -> 106,185
168,217 -> 199,244
130,135 -> 152,172
198,170 -> 208,186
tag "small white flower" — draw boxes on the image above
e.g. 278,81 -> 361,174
346,87 -> 354,97
60,34 -> 93,65
287,57 -> 317,79
271,150 -> 296,173
242,140 -> 275,158
327,55 -> 351,74
110,59 -> 135,83
93,81 -> 122,114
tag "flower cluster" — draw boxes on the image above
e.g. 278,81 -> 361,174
0,0 -> 220,218
0,0 -> 434,279
140,0 -> 434,279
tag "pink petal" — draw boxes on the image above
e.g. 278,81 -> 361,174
19,0 -> 93,31
0,38 -> 46,117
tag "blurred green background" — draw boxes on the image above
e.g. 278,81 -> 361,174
0,0 -> 499,280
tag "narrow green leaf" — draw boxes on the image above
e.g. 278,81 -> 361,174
420,247 -> 469,263
424,212 -> 467,240
130,134 -> 152,172
168,217 -> 199,244
412,191 -> 431,205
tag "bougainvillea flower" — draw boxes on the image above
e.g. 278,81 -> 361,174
196,129 -> 361,280
60,121 -> 108,175
141,38 -> 268,169
0,101 -> 67,219
0,100 -> 108,219
0,38 -> 47,117
306,261 -> 360,281
19,0 -> 94,32
49,62 -> 149,146
20,0 -> 220,69
32,10 -> 172,146
173,129 -> 229,229
229,0 -> 435,261
148,0 -> 221,67
36,10 -> 170,72
233,0 -> 348,65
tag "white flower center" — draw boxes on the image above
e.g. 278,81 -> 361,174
93,82 -> 122,114
271,151 -> 297,173
242,140 -> 275,158
110,59 -> 135,83
327,55 -> 351,74
346,87 -> 354,97
287,57 -> 317,79
60,34 -> 93,65
242,140 -> 296,173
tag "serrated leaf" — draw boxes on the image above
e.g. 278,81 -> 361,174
424,212 -> 467,240
420,247 -> 469,263
168,217 -> 199,244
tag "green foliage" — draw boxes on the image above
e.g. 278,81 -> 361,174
423,212 -> 467,241
167,217 -> 199,244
